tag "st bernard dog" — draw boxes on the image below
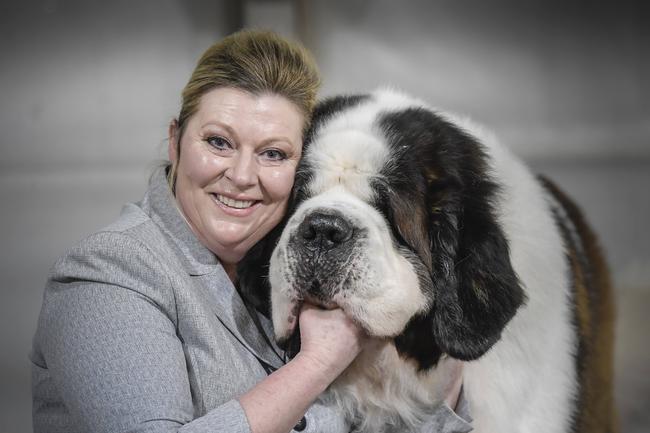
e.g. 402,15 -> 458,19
238,89 -> 616,433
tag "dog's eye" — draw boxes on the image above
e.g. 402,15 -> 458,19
371,178 -> 421,251
371,180 -> 394,223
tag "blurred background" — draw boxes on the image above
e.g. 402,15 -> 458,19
1,0 -> 648,431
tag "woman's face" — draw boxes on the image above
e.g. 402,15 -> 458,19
169,87 -> 304,267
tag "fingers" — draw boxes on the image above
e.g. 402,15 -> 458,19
298,302 -> 349,332
297,302 -> 367,376
299,303 -> 365,337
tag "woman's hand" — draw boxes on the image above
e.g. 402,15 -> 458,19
295,302 -> 368,380
240,302 -> 367,433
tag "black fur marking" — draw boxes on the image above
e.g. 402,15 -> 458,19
379,108 -> 525,362
394,312 -> 443,371
393,246 -> 441,371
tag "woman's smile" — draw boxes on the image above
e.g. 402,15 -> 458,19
214,193 -> 257,209
211,192 -> 261,217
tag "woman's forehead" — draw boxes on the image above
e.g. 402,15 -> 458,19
193,87 -> 305,140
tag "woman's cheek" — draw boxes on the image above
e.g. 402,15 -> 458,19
266,165 -> 297,200
184,147 -> 227,185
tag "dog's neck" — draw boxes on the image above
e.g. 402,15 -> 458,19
327,340 -> 464,432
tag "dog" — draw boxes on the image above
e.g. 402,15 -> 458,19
238,88 -> 616,433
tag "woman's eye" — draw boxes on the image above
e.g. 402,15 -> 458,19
261,149 -> 287,161
206,136 -> 232,150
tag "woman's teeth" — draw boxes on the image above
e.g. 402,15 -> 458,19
215,194 -> 255,209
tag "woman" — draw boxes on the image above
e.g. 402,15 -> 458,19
31,30 -> 469,433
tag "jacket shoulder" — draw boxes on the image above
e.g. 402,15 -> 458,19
46,204 -> 180,321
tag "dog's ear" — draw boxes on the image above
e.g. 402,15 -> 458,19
378,108 -> 524,364
427,124 -> 525,361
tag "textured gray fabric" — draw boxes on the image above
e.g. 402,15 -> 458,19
417,388 -> 473,433
30,168 -> 471,433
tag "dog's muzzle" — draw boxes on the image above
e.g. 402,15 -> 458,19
287,208 -> 360,306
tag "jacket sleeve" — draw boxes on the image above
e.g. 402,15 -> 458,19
35,231 -> 253,433
418,387 -> 473,433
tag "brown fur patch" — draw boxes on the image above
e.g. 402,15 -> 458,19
540,176 -> 618,433
391,195 -> 433,271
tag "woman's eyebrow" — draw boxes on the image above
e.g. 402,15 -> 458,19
201,120 -> 239,140
260,135 -> 298,146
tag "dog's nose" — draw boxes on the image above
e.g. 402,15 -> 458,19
298,211 -> 353,249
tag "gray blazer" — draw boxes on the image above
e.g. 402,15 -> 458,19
31,169 -> 472,433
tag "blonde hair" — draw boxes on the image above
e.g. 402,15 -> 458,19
168,30 -> 321,189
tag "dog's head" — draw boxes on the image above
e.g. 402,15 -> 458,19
239,89 -> 525,369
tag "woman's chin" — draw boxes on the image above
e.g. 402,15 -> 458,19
204,227 -> 266,260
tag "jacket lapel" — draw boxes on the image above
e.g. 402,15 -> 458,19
194,269 -> 285,370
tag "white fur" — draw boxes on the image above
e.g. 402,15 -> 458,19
306,130 -> 388,202
270,88 -> 579,433
327,342 -> 462,432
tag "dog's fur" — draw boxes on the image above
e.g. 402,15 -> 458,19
238,89 -> 616,433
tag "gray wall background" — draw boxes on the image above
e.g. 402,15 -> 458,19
1,1 -> 648,432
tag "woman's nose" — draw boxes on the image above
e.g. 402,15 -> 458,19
225,152 -> 257,187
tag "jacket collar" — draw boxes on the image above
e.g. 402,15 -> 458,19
142,169 -> 218,276
140,169 -> 285,369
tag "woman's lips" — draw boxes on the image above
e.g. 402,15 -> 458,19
210,193 -> 261,216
